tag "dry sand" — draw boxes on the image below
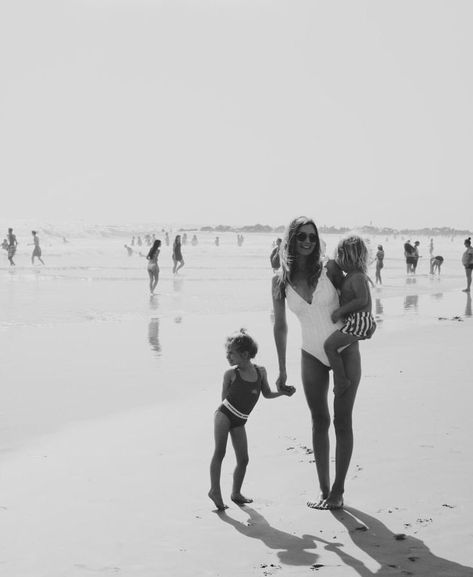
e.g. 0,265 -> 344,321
0,301 -> 472,576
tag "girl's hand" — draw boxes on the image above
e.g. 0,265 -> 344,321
283,385 -> 296,397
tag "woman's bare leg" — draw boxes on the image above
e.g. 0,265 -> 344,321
322,343 -> 361,509
301,350 -> 331,508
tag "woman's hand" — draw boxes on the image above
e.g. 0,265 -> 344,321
282,385 -> 296,396
276,370 -> 288,392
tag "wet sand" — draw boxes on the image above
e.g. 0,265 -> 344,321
0,285 -> 472,576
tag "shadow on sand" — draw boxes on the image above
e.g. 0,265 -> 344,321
217,505 -> 322,567
329,507 -> 473,576
217,505 -> 473,575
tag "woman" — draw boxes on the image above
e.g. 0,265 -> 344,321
172,235 -> 185,274
375,244 -> 384,284
146,239 -> 161,295
462,237 -> 473,293
272,216 -> 362,510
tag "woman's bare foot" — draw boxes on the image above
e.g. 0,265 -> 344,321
208,489 -> 228,511
307,492 -> 329,509
316,493 -> 344,510
231,493 -> 253,505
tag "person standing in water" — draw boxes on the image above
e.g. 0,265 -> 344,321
172,235 -> 185,274
375,244 -> 384,284
462,237 -> 473,293
7,228 -> 17,266
146,239 -> 161,295
31,231 -> 45,265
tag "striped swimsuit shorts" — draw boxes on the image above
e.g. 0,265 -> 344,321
340,312 -> 376,340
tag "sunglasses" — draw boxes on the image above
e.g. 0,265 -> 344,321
295,232 -> 317,243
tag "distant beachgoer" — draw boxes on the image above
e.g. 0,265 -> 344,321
270,238 -> 282,271
137,236 -> 143,247
191,234 -> 198,246
272,216 -> 361,511
208,329 -> 295,511
375,245 -> 384,284
412,241 -> 420,273
462,237 -> 473,292
404,240 -> 415,274
324,236 -> 376,397
146,239 -> 161,294
430,255 -> 444,275
124,244 -> 133,256
429,237 -> 434,256
7,228 -> 17,266
172,235 -> 185,274
1,238 -> 8,251
31,231 -> 45,265
165,232 -> 170,246
215,236 -> 220,247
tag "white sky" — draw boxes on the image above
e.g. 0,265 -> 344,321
1,0 -> 472,230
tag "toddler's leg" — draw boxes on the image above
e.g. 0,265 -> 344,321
209,411 -> 230,510
324,330 -> 359,396
230,425 -> 252,504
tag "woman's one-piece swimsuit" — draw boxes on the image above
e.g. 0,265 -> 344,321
286,266 -> 342,367
218,366 -> 262,428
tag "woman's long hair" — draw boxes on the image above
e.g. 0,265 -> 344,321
147,239 -> 161,260
274,216 -> 322,298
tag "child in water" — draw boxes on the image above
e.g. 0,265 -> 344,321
209,329 -> 295,511
324,236 -> 376,396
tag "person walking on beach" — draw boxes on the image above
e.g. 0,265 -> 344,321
172,235 -> 185,274
146,239 -> 161,295
375,244 -> 384,284
462,237 -> 473,292
270,238 -> 282,271
209,329 -> 295,511
323,236 -> 376,396
7,228 -> 17,266
31,231 -> 45,265
272,216 -> 362,511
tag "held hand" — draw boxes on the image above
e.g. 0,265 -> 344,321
283,385 -> 296,397
275,371 -> 287,392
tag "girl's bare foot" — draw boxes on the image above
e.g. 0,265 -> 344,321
208,489 -> 228,511
231,493 -> 253,505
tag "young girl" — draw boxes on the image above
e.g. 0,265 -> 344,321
209,329 -> 295,511
324,236 -> 376,396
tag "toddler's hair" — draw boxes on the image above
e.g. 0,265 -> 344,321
336,235 -> 370,273
225,328 -> 258,359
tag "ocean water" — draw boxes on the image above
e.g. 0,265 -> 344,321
0,225 -> 470,330
0,224 -> 471,455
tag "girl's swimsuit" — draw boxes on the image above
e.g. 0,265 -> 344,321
286,267 -> 342,367
218,366 -> 262,428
